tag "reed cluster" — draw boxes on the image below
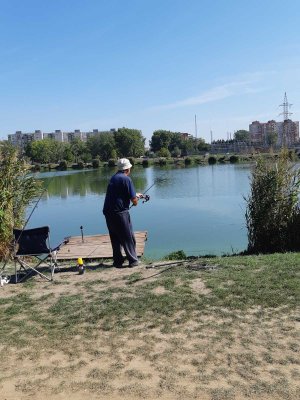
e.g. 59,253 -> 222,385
245,149 -> 300,253
0,143 -> 41,259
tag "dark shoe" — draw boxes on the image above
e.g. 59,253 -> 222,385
113,257 -> 126,268
128,261 -> 139,268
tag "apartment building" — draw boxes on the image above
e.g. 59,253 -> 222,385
249,120 -> 299,146
277,120 -> 300,146
7,128 -> 116,150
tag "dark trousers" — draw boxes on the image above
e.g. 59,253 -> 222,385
104,211 -> 138,265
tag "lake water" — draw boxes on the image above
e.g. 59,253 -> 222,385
27,164 -> 252,259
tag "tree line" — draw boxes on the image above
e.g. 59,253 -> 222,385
25,128 -> 145,164
23,128 -> 210,164
149,130 -> 209,158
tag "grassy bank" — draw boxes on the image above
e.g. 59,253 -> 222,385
0,253 -> 299,399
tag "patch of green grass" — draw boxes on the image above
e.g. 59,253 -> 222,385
23,279 -> 36,289
49,294 -> 84,315
125,272 -> 143,284
0,297 -> 13,305
202,253 -> 300,309
76,278 -> 106,288
38,293 -> 55,301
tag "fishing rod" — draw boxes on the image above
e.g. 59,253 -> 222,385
23,184 -> 47,231
130,181 -> 156,209
138,181 -> 156,203
130,173 -> 170,208
143,181 -> 156,195
15,172 -> 58,244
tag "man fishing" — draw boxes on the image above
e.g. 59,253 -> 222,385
103,158 -> 142,268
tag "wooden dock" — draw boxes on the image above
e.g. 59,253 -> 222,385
56,231 -> 148,260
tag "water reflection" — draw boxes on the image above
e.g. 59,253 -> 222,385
38,168 -> 148,199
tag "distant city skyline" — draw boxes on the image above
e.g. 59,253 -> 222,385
1,0 -> 300,144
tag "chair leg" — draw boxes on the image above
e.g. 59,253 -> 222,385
14,258 -> 31,284
50,260 -> 54,281
15,259 -> 17,284
14,257 -> 52,283
50,251 -> 58,281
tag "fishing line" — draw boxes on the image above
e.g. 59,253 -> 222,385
130,173 -> 169,209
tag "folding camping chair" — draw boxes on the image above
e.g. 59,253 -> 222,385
13,226 -> 68,283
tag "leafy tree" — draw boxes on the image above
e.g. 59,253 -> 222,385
62,143 -> 75,163
70,138 -> 87,162
87,132 -> 116,161
150,130 -> 209,155
111,149 -> 117,159
0,143 -> 42,258
180,138 -> 195,156
150,130 -> 173,153
25,139 -> 49,163
234,130 -> 250,141
197,138 -> 210,151
25,139 -> 61,163
169,132 -> 185,152
157,148 -> 171,158
114,127 -> 145,157
171,146 -> 181,157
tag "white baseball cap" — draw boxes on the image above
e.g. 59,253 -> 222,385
117,158 -> 132,170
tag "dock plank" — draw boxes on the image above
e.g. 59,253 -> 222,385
57,231 -> 147,260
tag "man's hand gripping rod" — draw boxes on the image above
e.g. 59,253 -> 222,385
130,182 -> 155,208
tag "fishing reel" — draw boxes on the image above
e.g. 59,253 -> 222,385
139,194 -> 150,204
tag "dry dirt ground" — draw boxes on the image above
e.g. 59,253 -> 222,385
0,261 -> 299,400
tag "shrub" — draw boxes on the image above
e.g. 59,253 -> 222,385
72,161 -> 85,169
164,250 -> 187,260
245,150 -> 300,253
142,159 -> 149,167
158,148 -> 171,158
288,150 -> 298,162
108,158 -> 116,167
229,155 -> 239,163
208,156 -> 217,165
31,163 -> 41,172
159,158 -> 167,166
171,147 -> 181,158
92,158 -> 100,168
184,157 -> 192,165
57,160 -> 68,170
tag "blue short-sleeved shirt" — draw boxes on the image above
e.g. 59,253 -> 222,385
103,171 -> 136,214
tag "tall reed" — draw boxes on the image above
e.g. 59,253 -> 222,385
0,143 -> 41,259
245,149 -> 300,253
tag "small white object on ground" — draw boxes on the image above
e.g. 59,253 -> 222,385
0,275 -> 10,287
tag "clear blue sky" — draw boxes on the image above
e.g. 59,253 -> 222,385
1,0 -> 300,144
